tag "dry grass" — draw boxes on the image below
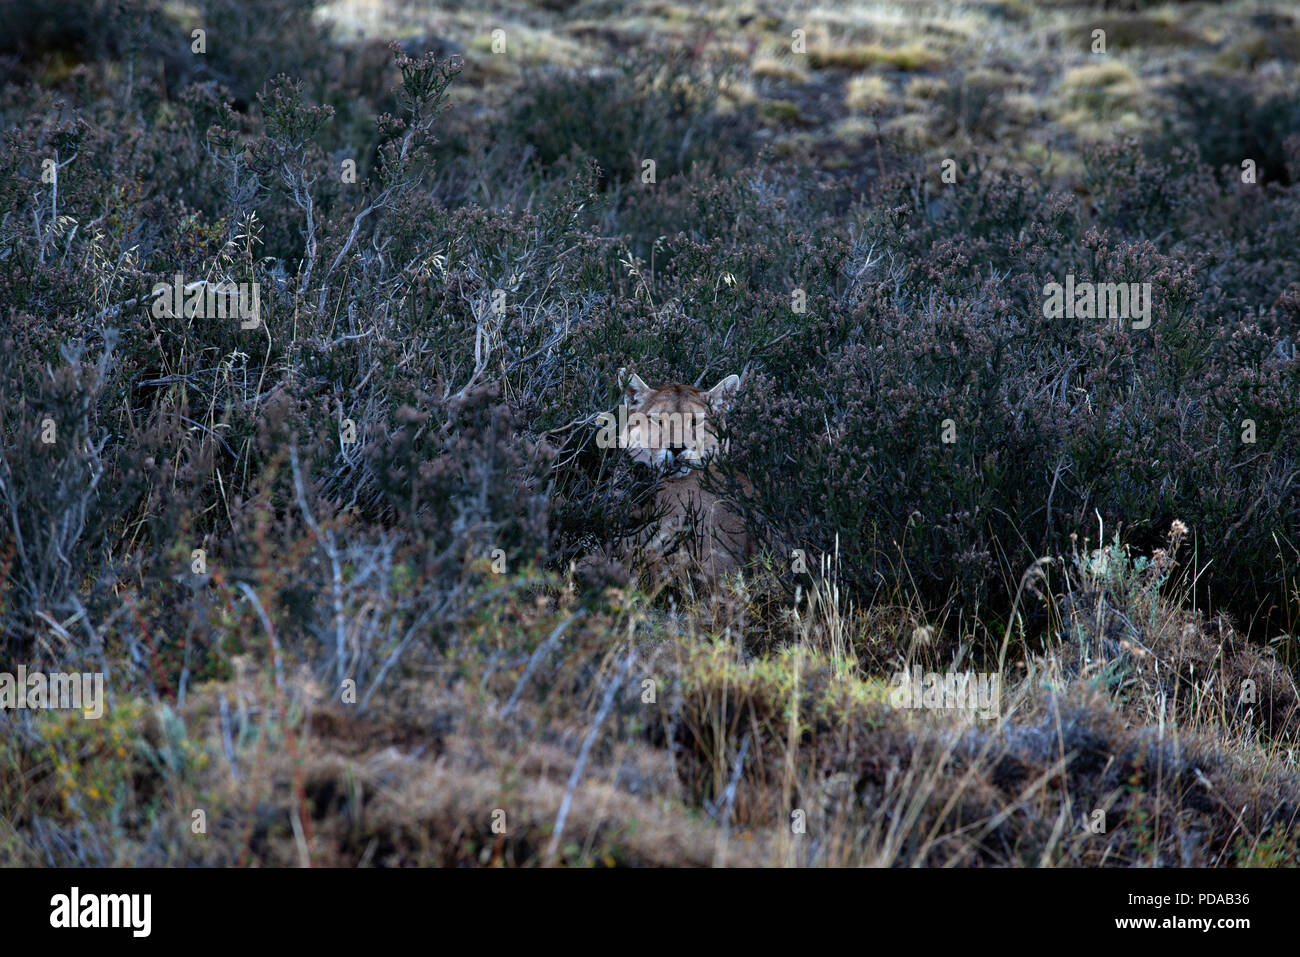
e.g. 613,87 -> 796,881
808,42 -> 944,71
5,525 -> 1297,867
845,74 -> 891,111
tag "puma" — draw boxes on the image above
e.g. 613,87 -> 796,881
583,368 -> 753,591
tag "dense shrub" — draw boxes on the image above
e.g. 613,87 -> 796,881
717,149 -> 1298,642
1158,72 -> 1300,186
3,10 -> 1298,669
504,55 -> 756,188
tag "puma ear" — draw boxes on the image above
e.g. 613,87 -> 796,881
706,374 -> 741,411
618,368 -> 651,405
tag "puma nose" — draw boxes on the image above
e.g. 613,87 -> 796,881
661,448 -> 688,471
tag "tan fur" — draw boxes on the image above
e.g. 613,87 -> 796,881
597,369 -> 753,589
